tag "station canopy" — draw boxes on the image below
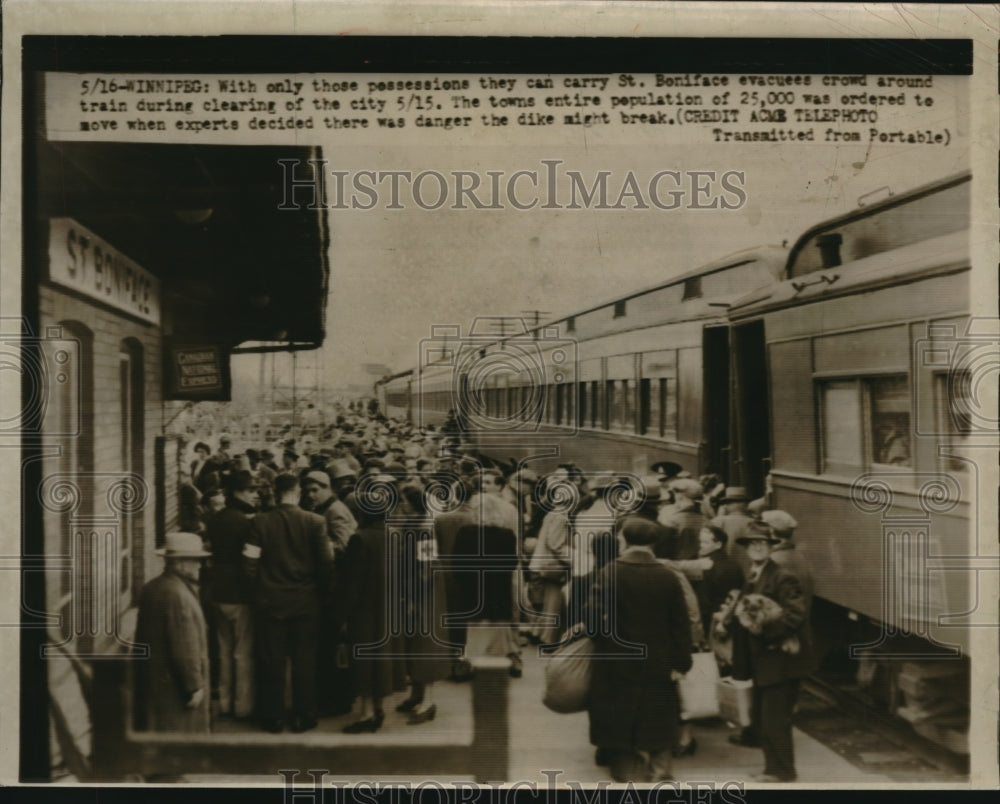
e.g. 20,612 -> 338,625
34,141 -> 330,352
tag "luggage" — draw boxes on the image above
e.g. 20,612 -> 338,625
542,635 -> 594,714
678,652 -> 721,720
717,676 -> 754,726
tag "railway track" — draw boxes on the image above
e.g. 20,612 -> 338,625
797,674 -> 968,781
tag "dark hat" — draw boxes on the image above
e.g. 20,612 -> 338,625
620,517 -> 661,546
273,472 -> 300,497
735,519 -> 781,546
283,449 -> 299,460
194,441 -> 212,454
227,470 -> 256,494
651,460 -> 684,478
260,448 -> 275,459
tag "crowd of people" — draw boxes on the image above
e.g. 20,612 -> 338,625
136,402 -> 815,784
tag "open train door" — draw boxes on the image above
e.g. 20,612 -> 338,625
702,326 -> 730,477
731,319 -> 771,498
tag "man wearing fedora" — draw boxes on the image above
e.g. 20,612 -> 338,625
134,532 -> 212,733
761,510 -> 814,608
729,520 -> 815,783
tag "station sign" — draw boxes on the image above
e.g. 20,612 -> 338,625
164,341 -> 232,401
46,218 -> 161,325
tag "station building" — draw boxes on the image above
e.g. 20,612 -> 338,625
23,133 -> 330,779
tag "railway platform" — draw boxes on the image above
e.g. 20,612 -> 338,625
180,647 -> 898,786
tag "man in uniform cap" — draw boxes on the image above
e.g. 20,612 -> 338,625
135,532 -> 212,733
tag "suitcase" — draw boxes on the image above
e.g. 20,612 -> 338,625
717,676 -> 754,727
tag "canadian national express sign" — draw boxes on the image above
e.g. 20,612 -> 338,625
165,342 -> 232,401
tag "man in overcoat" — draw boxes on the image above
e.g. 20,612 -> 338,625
585,517 -> 692,783
244,472 -> 334,734
204,470 -> 258,719
730,520 -> 816,782
134,532 -> 212,733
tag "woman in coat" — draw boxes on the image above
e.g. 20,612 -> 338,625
337,475 -> 406,732
394,483 -> 452,723
585,517 -> 693,783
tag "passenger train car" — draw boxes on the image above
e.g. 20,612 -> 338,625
376,171 -> 973,668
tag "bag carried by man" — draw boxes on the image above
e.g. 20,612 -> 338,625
542,634 -> 594,714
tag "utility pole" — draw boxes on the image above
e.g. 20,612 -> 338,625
291,351 -> 297,429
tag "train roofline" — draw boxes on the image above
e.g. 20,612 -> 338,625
784,171 -> 971,279
728,229 -> 969,319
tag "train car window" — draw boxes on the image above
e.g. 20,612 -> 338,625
640,378 -> 654,436
577,382 -> 588,429
613,300 -> 627,318
821,380 -> 864,474
605,380 -> 618,430
591,380 -> 601,429
562,382 -> 575,428
566,316 -> 576,333
608,379 -> 633,432
936,371 -> 972,473
871,376 -> 911,467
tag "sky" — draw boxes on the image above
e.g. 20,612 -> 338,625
230,74 -> 969,399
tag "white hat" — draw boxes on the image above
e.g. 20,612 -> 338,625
156,532 -> 211,559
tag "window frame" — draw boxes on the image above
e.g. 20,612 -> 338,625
816,372 -> 913,476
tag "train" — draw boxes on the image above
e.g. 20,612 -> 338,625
376,172 -> 974,683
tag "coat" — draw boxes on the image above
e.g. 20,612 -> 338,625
248,503 -> 334,618
396,515 -> 452,683
584,548 -> 693,752
339,519 -> 406,698
134,570 -> 211,733
731,559 -> 816,688
697,547 -> 746,634
314,495 -> 358,559
657,508 -> 705,560
205,500 -> 256,604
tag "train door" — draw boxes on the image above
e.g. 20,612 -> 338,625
702,326 -> 730,477
731,320 -> 771,497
